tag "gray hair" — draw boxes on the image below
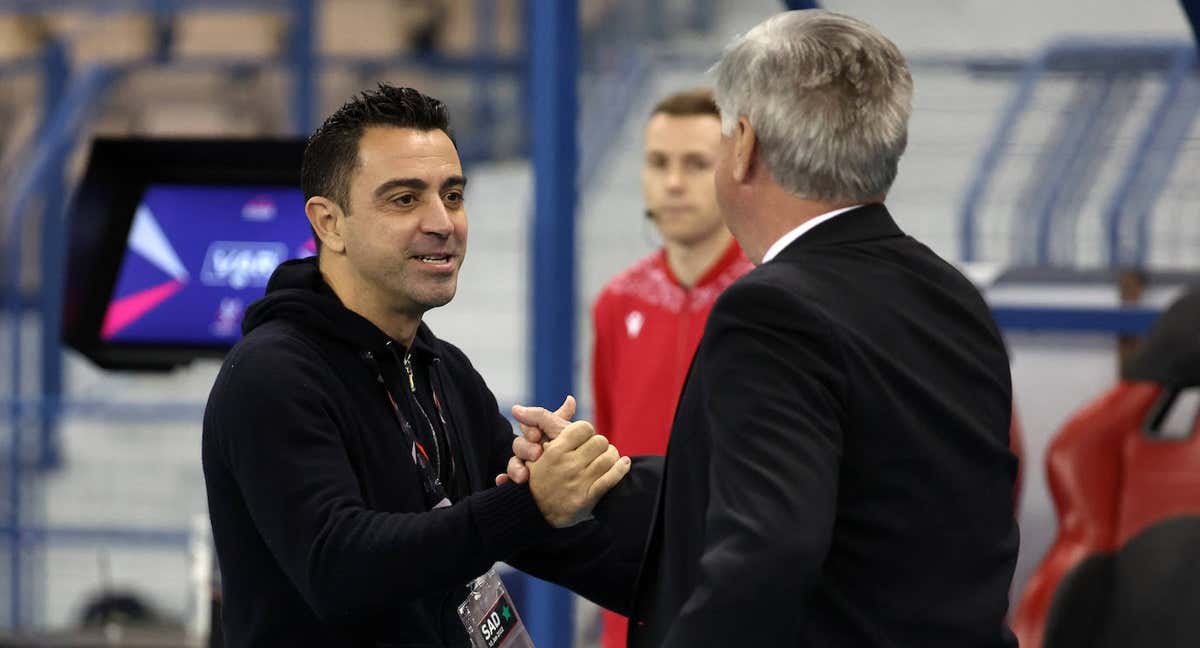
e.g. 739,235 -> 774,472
712,10 -> 913,202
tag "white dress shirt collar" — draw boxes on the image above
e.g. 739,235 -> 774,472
760,205 -> 864,263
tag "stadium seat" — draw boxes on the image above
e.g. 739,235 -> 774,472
1011,288 -> 1200,648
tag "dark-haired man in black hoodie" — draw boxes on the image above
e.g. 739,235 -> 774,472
202,85 -> 634,647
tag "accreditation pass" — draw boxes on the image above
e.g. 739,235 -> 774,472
458,568 -> 535,648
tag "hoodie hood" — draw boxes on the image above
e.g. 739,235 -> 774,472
243,257 -> 439,356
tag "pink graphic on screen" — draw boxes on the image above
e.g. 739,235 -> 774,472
101,278 -> 187,339
102,184 -> 312,344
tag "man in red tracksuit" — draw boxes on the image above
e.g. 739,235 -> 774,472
590,88 -> 753,648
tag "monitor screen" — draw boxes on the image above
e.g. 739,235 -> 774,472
100,184 -> 314,346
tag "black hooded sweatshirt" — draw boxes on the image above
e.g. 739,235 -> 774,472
202,258 -> 637,647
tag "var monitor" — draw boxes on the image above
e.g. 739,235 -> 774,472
64,138 -> 311,370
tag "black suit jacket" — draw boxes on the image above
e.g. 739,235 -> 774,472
614,204 -> 1019,647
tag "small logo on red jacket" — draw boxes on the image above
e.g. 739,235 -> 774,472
625,311 -> 645,338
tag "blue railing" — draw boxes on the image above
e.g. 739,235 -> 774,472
527,2 -> 579,644
1104,45 -> 1199,266
0,42 -> 69,223
991,305 -> 1162,334
4,60 -> 122,629
0,525 -> 190,548
0,0 -> 289,10
1029,71 -> 1128,265
958,49 -> 1048,263
959,40 -> 1199,266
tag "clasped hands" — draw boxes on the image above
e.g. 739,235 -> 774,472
495,396 -> 630,528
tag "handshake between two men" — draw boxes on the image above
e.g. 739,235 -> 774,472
495,395 -> 630,528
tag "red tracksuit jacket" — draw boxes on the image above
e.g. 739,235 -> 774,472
590,240 -> 752,648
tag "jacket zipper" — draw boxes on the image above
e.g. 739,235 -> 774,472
388,341 -> 445,481
404,351 -> 417,393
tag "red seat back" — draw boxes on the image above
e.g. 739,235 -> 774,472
1116,417 -> 1200,546
1015,286 -> 1200,647
1010,381 -> 1163,648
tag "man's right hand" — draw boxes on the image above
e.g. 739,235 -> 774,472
525,420 -> 631,528
495,397 -> 574,486
500,403 -> 573,485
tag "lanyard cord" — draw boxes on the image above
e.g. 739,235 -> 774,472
386,340 -> 455,483
362,350 -> 448,507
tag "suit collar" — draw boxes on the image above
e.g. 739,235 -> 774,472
771,203 -> 903,261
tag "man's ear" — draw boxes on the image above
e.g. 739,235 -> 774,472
731,116 -> 757,183
305,197 -> 346,254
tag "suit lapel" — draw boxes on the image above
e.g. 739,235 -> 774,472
628,340 -> 705,632
629,437 -> 671,629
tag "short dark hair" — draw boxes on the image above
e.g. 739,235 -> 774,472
301,84 -> 451,247
650,88 -> 720,120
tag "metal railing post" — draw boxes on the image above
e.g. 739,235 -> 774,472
527,0 -> 579,644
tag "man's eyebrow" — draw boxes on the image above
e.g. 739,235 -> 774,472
373,178 -> 428,199
645,147 -> 711,156
373,176 -> 468,199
